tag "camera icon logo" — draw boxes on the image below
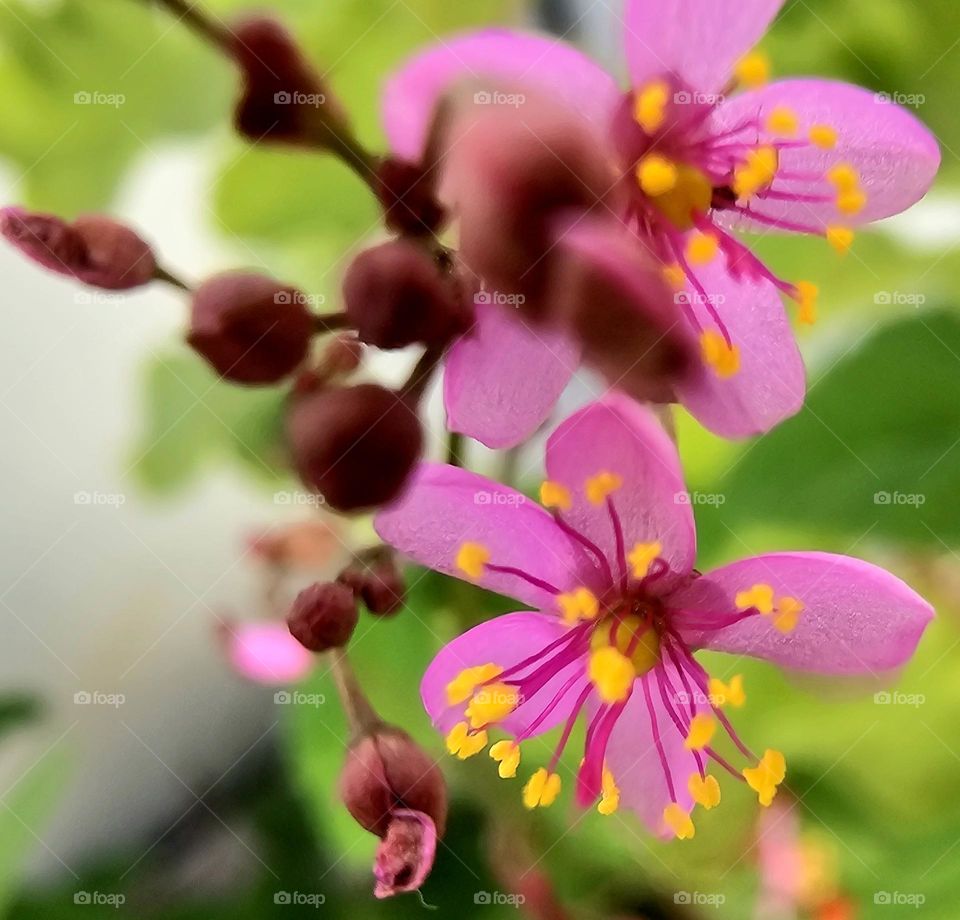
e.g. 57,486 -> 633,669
274,891 -> 292,905
274,691 -> 292,705
274,92 -> 292,105
74,892 -> 91,905
74,691 -> 92,705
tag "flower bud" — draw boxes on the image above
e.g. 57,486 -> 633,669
343,240 -> 469,350
374,157 -> 446,237
374,811 -> 437,899
231,16 -> 350,149
287,383 -> 423,512
187,271 -> 314,385
1,207 -> 157,290
287,581 -> 358,652
338,555 -> 406,616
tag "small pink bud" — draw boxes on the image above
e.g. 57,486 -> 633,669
187,271 -> 315,385
286,581 -> 358,652
374,157 -> 446,237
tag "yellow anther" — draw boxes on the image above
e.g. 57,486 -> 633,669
837,187 -> 867,215
634,80 -> 669,133
649,164 -> 713,230
662,262 -> 687,291
826,226 -> 855,255
826,163 -> 859,192
794,280 -> 819,325
684,713 -> 716,751
637,154 -> 679,197
589,646 -> 636,704
489,740 -> 521,779
446,721 -> 488,759
523,768 -> 562,809
585,471 -> 623,506
688,772 -> 722,809
708,674 -> 745,709
456,542 -> 490,580
734,50 -> 770,89
736,583 -> 775,615
743,749 -> 787,806
663,802 -> 695,839
558,587 -> 600,626
685,231 -> 719,266
733,146 -> 779,200
466,681 -> 519,729
540,480 -> 572,511
627,541 -> 662,579
598,766 -> 620,815
700,330 -> 740,379
766,106 -> 799,137
446,663 -> 503,706
773,596 -> 804,633
809,124 -> 838,149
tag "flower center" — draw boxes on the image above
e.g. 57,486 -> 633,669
590,607 -> 661,674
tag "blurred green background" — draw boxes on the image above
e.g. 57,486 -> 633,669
1,0 -> 959,918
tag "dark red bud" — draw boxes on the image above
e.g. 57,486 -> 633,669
374,811 -> 437,899
231,16 -> 349,148
287,383 -> 423,512
340,727 -> 447,839
338,557 -> 406,616
343,239 -> 469,350
374,157 -> 446,237
1,207 -> 157,290
286,581 -> 358,652
187,271 -> 314,385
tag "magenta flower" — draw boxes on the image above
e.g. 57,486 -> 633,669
382,0 -> 939,439
374,395 -> 932,837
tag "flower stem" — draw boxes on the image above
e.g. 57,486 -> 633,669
399,345 -> 444,404
143,0 -> 233,51
154,264 -> 191,292
314,312 -> 350,334
329,647 -> 381,738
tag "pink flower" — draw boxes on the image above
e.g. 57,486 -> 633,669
374,395 -> 932,837
219,620 -> 314,685
382,0 -> 939,439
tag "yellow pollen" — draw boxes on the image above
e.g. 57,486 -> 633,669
489,740 -> 521,779
523,768 -> 562,809
827,163 -> 859,192
662,262 -> 687,291
598,766 -> 620,815
809,124 -> 838,149
733,146 -> 779,199
794,280 -> 819,325
736,583 -> 775,615
734,50 -> 770,89
456,542 -> 490,580
540,480 -> 572,511
686,231 -> 719,266
743,748 -> 787,807
634,80 -> 669,133
445,721 -> 488,759
592,614 -> 661,675
774,596 -> 804,633
663,802 -> 695,839
700,330 -> 740,379
465,681 -> 519,729
627,541 -> 662,579
589,646 -> 636,704
649,164 -> 713,230
708,675 -> 745,708
558,587 -> 601,626
837,187 -> 867,215
688,772 -> 721,809
637,154 -> 679,197
684,713 -> 716,751
826,226 -> 855,255
766,106 -> 799,137
446,663 -> 503,706
585,471 -> 623,506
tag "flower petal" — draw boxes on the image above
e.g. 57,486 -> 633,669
222,621 -> 314,685
625,0 -> 785,94
375,463 -> 592,610
443,302 -> 578,450
383,29 -> 621,161
674,259 -> 805,438
545,394 -> 695,586
713,79 -> 940,231
669,552 -> 934,675
421,612 -> 584,736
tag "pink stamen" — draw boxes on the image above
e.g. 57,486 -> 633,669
516,672 -> 586,742
486,563 -> 561,596
548,682 -> 595,772
605,497 -> 628,590
553,512 -> 614,586
655,665 -> 705,778
577,699 -> 627,806
642,674 -> 677,803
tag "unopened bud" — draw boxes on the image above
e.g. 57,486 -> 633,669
374,157 -> 446,237
343,239 -> 469,350
287,582 -> 358,652
287,383 -> 423,512
1,207 -> 157,290
338,556 -> 405,616
187,271 -> 314,385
